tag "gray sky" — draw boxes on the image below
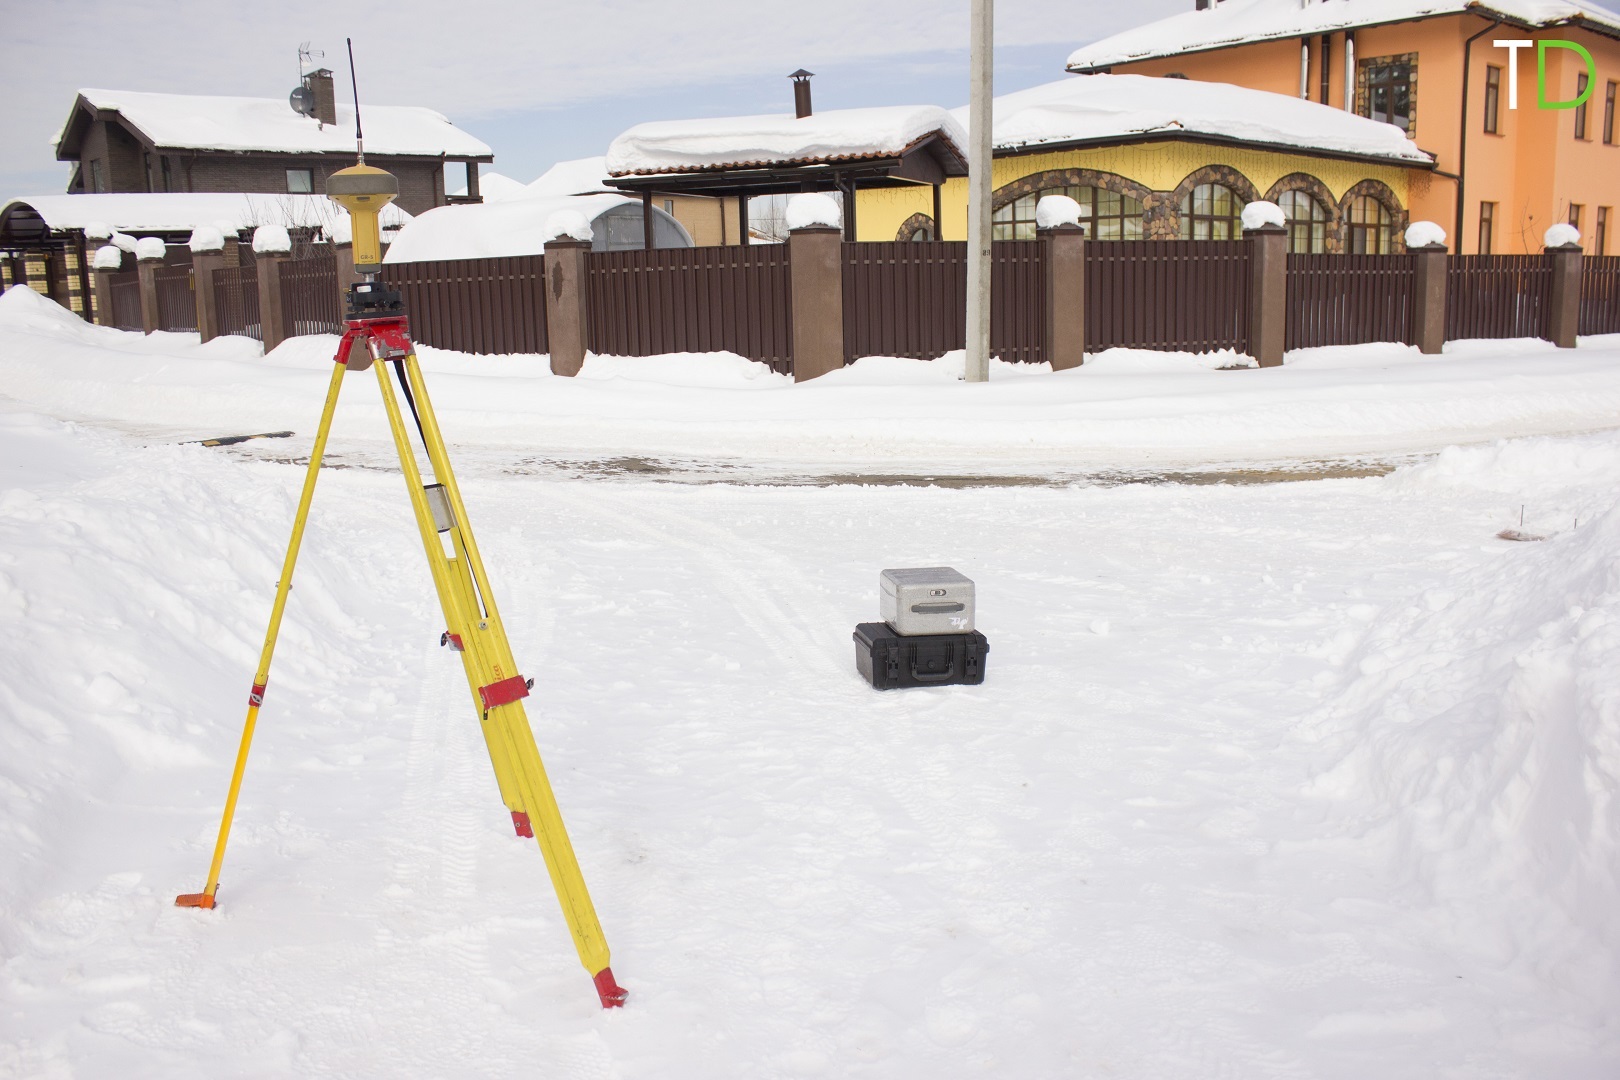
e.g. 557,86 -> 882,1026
1,0 -> 1187,195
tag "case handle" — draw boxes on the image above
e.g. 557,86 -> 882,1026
910,601 -> 965,614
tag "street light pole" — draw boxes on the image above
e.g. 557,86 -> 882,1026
965,0 -> 993,383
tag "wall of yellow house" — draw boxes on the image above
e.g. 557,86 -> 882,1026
856,141 -> 1419,242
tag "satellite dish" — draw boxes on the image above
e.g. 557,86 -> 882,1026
289,85 -> 316,117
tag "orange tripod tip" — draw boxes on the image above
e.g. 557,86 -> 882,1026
175,891 -> 216,909
593,967 -> 628,1009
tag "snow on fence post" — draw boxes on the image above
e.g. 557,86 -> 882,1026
1242,202 -> 1288,368
135,237 -> 166,335
1036,197 -> 1086,370
543,237 -> 592,377
90,245 -> 122,328
189,227 -> 227,343
1544,225 -> 1584,349
1404,222 -> 1448,356
252,226 -> 293,352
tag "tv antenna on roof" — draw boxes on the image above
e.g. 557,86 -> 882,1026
297,41 -> 324,78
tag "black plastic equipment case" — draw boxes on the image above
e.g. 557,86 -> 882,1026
853,622 -> 989,690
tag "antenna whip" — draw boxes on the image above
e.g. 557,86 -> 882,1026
347,38 -> 365,163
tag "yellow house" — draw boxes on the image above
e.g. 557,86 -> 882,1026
1067,0 -> 1620,254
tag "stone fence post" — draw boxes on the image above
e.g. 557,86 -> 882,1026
543,238 -> 592,377
1038,222 -> 1086,370
191,239 -> 226,343
1410,242 -> 1447,355
136,247 -> 163,334
788,224 -> 844,382
90,248 -> 120,327
1245,222 -> 1287,368
255,251 -> 291,351
1547,242 -> 1583,349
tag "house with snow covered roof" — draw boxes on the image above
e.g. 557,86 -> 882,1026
52,70 -> 493,217
1065,0 -> 1620,254
854,73 -> 1437,252
604,80 -> 969,243
530,157 -> 750,246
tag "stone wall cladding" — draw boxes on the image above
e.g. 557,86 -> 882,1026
1266,171 -> 1346,253
895,211 -> 936,241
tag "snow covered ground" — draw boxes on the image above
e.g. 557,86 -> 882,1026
1,285 -> 1618,1077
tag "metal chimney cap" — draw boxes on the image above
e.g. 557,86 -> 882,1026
789,69 -> 814,81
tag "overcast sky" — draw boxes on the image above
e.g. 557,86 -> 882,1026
1,0 -> 1187,195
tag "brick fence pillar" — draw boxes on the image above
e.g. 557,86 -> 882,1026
136,251 -> 162,334
1245,223 -> 1287,368
1410,242 -> 1447,355
788,224 -> 845,381
1546,242 -> 1583,349
256,251 -> 291,351
543,238 -> 591,377
91,265 -> 117,327
191,242 -> 226,343
1039,222 -> 1086,370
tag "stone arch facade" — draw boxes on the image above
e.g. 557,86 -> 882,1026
1265,172 -> 1343,253
991,167 -> 1157,211
895,212 -> 935,242
1163,165 -> 1263,238
1338,178 -> 1409,253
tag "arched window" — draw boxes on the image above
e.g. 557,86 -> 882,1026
1346,195 -> 1396,253
908,225 -> 934,241
1277,189 -> 1329,253
992,185 -> 1145,241
1179,183 -> 1241,240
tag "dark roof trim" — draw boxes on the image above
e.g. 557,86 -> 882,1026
1066,8 -> 1620,73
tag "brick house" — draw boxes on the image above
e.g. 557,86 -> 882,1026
53,70 -> 493,217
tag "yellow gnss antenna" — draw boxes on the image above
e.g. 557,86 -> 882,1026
324,38 -> 397,275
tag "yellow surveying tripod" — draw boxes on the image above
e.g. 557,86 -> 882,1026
176,158 -> 627,1010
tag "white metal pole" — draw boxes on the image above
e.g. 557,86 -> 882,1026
965,0 -> 993,383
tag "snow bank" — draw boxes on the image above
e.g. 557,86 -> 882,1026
542,208 -> 593,244
577,351 -> 788,389
1303,439 -> 1620,1007
1546,222 -> 1582,248
188,225 -> 225,253
92,245 -> 123,271
785,192 -> 841,231
252,225 -> 291,254
1035,194 -> 1082,229
1240,200 -> 1285,230
1404,220 -> 1446,248
134,236 -> 165,261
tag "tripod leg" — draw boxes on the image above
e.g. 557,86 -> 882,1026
396,351 -> 625,1007
177,354 -> 351,910
369,356 -> 529,824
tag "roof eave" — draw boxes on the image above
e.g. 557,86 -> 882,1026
993,129 -> 1436,171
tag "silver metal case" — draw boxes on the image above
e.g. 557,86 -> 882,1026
880,566 -> 975,636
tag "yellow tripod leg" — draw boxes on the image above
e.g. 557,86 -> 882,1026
384,351 -> 626,1008
177,356 -> 350,910
368,356 -> 527,827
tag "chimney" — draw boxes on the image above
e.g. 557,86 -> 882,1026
306,68 -> 337,127
1195,0 -> 1211,8
790,69 -> 814,119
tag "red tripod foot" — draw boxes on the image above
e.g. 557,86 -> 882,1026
175,891 -> 216,909
593,967 -> 628,1008
511,811 -> 534,838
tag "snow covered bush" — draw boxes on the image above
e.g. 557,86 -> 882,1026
1404,221 -> 1447,248
542,209 -> 594,244
1240,201 -> 1286,231
188,226 -> 225,253
1035,194 -> 1083,229
134,237 -> 166,262
1545,223 -> 1582,249
252,225 -> 292,255
785,192 -> 842,231
92,245 -> 123,271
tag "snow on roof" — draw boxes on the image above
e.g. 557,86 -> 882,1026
956,75 -> 1433,165
382,193 -> 634,263
604,105 -> 968,176
1066,0 -> 1620,71
447,171 -> 529,203
2,192 -> 412,235
527,156 -> 616,197
59,88 -> 492,159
